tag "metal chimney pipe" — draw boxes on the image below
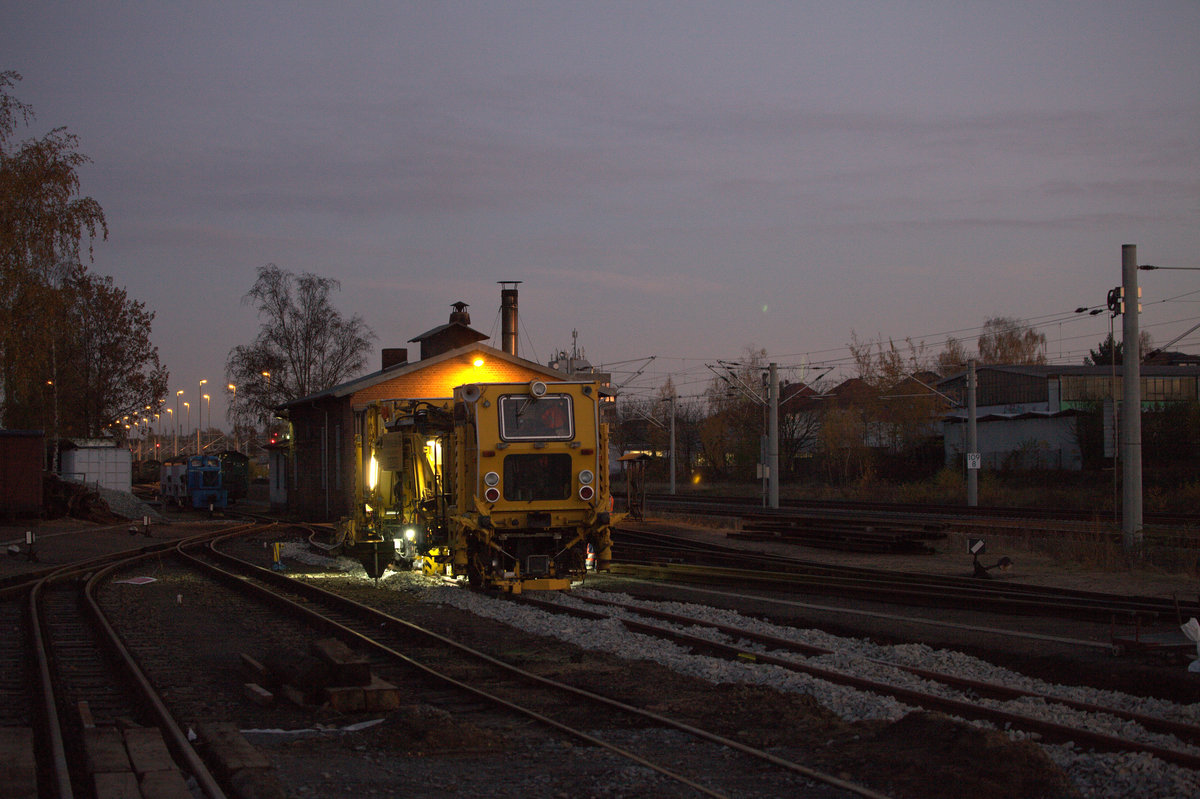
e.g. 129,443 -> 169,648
499,281 -> 521,356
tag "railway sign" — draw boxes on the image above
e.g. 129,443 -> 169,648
966,452 -> 981,470
968,538 -> 986,555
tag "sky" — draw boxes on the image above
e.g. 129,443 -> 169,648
4,1 -> 1199,428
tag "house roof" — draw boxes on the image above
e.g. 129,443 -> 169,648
407,321 -> 489,345
280,342 -> 571,411
938,362 -> 1200,385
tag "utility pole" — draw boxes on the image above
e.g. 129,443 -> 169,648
668,393 -> 676,495
1121,244 -> 1143,557
966,359 -> 978,506
768,362 -> 779,509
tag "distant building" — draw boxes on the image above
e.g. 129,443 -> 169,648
938,364 -> 1199,470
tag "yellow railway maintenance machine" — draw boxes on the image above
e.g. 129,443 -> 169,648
342,379 -> 618,591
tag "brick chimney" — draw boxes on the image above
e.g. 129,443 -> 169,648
382,348 -> 407,370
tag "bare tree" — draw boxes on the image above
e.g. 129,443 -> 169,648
226,264 -> 375,429
701,348 -> 770,479
936,336 -> 970,376
977,316 -> 1046,365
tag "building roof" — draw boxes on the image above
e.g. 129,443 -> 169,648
407,321 -> 489,345
938,362 -> 1200,385
943,408 -> 1083,422
280,342 -> 571,411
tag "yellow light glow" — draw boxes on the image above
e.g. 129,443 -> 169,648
692,474 -> 702,485
368,454 -> 379,491
473,358 -> 484,367
425,438 -> 442,467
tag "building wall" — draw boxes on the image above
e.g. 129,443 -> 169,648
944,415 -> 1082,470
61,446 -> 133,492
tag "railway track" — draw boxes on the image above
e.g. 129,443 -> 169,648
6,546 -> 230,799
645,493 -> 1200,535
172,530 -> 893,799
513,590 -> 1200,772
612,527 -> 1200,626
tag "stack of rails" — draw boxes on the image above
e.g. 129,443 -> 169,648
728,513 -> 948,554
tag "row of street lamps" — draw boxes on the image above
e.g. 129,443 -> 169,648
155,372 -> 269,457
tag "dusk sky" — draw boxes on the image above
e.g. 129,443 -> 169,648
4,2 -> 1198,427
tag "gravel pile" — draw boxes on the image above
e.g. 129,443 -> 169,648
421,583 -> 1200,799
95,487 -> 166,523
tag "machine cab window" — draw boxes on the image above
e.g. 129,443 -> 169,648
498,394 -> 573,441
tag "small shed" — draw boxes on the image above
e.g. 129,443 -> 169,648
60,439 -> 132,493
0,430 -> 44,518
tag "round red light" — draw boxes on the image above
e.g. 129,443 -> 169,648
578,485 -> 594,501
484,487 -> 500,503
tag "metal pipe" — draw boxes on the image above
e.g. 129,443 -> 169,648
499,281 -> 521,356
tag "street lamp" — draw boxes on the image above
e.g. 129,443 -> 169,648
228,384 -> 238,452
203,393 -> 211,451
198,380 -> 207,454
184,402 -> 190,454
175,390 -> 184,456
166,408 -> 174,457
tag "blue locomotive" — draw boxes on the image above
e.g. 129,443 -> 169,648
160,455 -> 228,510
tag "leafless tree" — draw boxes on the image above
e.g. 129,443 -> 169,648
977,316 -> 1046,364
226,264 -> 375,429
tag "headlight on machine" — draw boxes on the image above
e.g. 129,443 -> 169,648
404,528 -> 416,541
578,469 -> 594,485
484,471 -> 500,487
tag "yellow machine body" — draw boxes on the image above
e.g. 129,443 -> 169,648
342,379 -> 617,590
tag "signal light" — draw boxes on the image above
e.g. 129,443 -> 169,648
579,485 -> 594,501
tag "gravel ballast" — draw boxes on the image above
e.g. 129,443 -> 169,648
420,580 -> 1200,799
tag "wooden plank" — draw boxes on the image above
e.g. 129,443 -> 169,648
122,727 -> 176,776
86,727 -> 133,774
364,674 -> 401,712
239,652 -> 273,685
93,770 -> 140,799
196,722 -> 286,799
195,722 -> 271,772
312,637 -> 372,686
244,682 -> 276,706
0,727 -> 38,799
325,684 -> 366,713
139,768 -> 195,799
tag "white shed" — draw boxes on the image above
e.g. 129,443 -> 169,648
60,441 -> 132,492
